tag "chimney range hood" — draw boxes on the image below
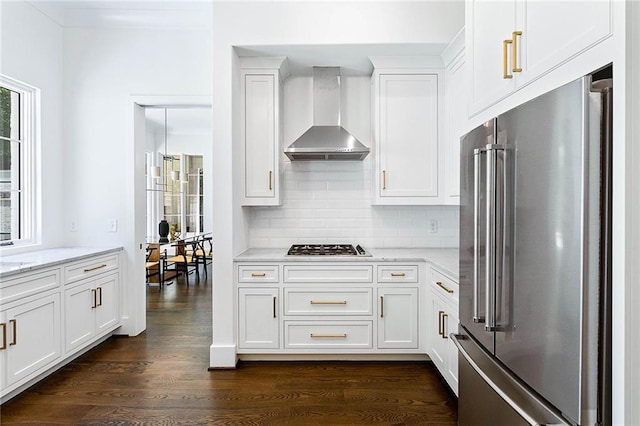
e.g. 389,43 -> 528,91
284,67 -> 370,161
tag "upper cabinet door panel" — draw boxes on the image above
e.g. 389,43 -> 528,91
467,0 -> 517,115
244,74 -> 276,200
379,74 -> 439,199
516,0 -> 612,86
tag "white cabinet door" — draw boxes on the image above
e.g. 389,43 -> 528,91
516,0 -> 612,86
243,74 -> 277,202
429,287 -> 459,396
3,293 -> 61,387
444,307 -> 459,394
429,291 -> 447,373
65,281 -> 96,352
374,72 -> 442,205
238,288 -> 279,349
444,51 -> 466,202
377,287 -> 418,349
467,0 -> 517,115
95,273 -> 120,334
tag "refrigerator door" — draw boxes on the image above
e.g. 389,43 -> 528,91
459,119 -> 495,353
494,76 -> 596,424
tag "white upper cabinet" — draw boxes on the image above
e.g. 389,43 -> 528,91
467,0 -> 612,116
240,57 -> 289,206
371,62 -> 445,205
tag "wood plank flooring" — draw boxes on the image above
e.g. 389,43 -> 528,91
0,268 -> 457,425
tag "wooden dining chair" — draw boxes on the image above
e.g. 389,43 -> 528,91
145,244 -> 161,285
165,240 -> 200,285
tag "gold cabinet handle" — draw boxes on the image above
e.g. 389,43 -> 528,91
310,300 -> 347,305
9,319 -> 16,346
391,272 -> 406,277
438,310 -> 445,337
84,264 -> 107,272
503,39 -> 513,79
310,333 -> 347,338
251,272 -> 266,277
512,31 -> 523,73
0,323 -> 6,350
268,170 -> 273,191
380,296 -> 384,318
91,289 -> 97,309
97,287 -> 103,307
273,296 -> 277,318
442,313 -> 449,339
436,281 -> 454,294
382,170 -> 387,190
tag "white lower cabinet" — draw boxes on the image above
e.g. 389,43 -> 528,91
428,267 -> 459,395
236,262 -> 425,355
238,288 -> 279,349
65,272 -> 120,353
0,292 -> 61,389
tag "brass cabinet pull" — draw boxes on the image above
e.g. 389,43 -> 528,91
9,319 -> 16,346
273,296 -> 277,318
442,313 -> 449,339
91,289 -> 97,309
0,323 -> 6,350
438,310 -> 445,337
391,272 -> 406,277
503,39 -> 513,79
97,287 -> 103,307
310,300 -> 347,305
380,296 -> 384,318
268,170 -> 273,191
251,272 -> 266,277
436,281 -> 454,294
512,31 -> 523,73
310,333 -> 347,338
84,264 -> 107,272
382,170 -> 387,190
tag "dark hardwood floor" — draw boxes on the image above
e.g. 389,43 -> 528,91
1,267 -> 457,425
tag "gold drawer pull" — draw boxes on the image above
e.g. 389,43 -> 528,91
0,323 -> 6,350
9,319 -> 16,346
91,289 -> 97,309
438,310 -> 445,337
436,281 -> 454,294
382,170 -> 387,190
310,300 -> 347,305
84,264 -> 107,272
442,313 -> 449,339
503,39 -> 513,79
251,272 -> 266,277
390,272 -> 406,277
268,170 -> 273,191
512,31 -> 523,73
310,333 -> 347,338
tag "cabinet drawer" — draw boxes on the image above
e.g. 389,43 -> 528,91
283,265 -> 373,283
284,321 -> 372,349
238,265 -> 279,283
431,268 -> 459,302
64,254 -> 119,285
0,268 -> 60,305
284,288 -> 372,316
377,265 -> 418,283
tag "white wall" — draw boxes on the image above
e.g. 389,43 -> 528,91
212,1 -> 465,367
63,26 -> 212,335
0,1 -> 64,253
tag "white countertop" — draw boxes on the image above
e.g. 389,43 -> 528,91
0,246 -> 123,278
234,247 -> 459,281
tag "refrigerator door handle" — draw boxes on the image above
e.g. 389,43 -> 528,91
485,144 -> 505,332
473,147 -> 486,323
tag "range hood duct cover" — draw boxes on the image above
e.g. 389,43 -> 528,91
285,67 -> 370,161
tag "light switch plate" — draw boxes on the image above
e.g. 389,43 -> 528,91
108,219 -> 118,233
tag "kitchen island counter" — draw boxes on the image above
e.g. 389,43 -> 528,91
234,247 -> 459,281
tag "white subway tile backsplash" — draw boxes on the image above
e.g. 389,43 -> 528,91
248,162 -> 459,249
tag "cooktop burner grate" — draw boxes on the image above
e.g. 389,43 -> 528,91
287,244 -> 367,256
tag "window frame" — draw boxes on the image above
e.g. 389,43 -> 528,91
0,75 -> 39,251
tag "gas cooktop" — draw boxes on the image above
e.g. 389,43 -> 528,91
287,244 -> 370,256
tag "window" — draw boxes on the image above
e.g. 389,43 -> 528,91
0,75 -> 37,247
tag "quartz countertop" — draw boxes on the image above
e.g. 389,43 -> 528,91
234,247 -> 459,281
0,246 -> 123,279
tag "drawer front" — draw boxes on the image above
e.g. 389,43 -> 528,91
283,265 -> 373,283
377,265 -> 418,283
431,268 -> 459,302
238,265 -> 279,283
0,268 -> 60,305
64,254 -> 119,285
284,321 -> 372,349
284,288 -> 372,316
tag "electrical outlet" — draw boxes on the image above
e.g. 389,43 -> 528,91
428,219 -> 438,233
69,220 -> 77,232
108,219 -> 118,233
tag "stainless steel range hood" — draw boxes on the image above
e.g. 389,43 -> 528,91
285,67 -> 370,161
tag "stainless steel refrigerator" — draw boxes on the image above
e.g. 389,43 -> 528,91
452,73 -> 612,425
